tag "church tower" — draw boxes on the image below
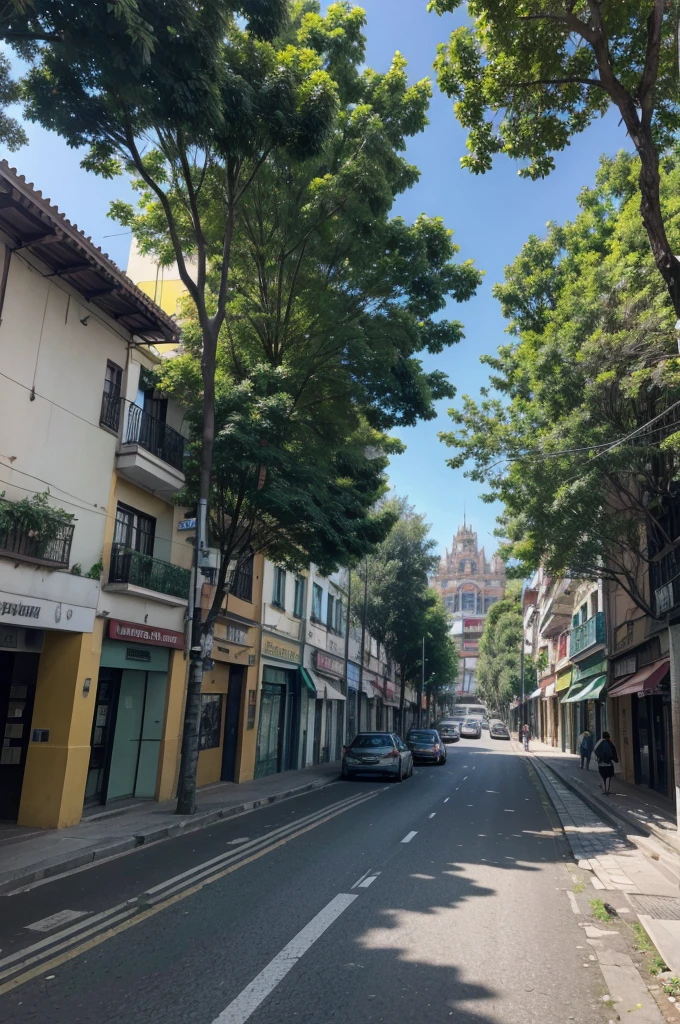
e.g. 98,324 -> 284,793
430,523 -> 506,695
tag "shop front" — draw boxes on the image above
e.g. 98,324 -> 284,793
255,632 -> 304,778
0,579 -> 100,827
556,670 -> 572,751
561,656 -> 607,746
303,648 -> 346,765
608,647 -> 671,797
85,618 -> 185,806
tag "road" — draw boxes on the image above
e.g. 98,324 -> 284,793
0,737 -> 613,1024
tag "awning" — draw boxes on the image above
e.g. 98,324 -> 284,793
527,687 -> 542,700
306,667 -> 346,702
542,682 -> 556,699
608,658 -> 670,699
556,670 -> 572,692
322,680 -> 346,701
575,674 -> 606,701
300,667 -> 318,697
561,683 -> 584,704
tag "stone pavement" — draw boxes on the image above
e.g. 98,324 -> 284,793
0,761 -> 341,895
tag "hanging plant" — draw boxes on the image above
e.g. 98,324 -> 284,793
0,491 -> 75,544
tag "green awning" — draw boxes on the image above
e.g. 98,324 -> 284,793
561,683 -> 585,704
300,667 -> 318,696
575,674 -> 607,702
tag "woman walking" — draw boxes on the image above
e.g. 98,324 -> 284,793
593,731 -> 618,795
578,729 -> 594,770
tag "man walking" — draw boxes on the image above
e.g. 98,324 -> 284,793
578,729 -> 594,770
521,722 -> 530,751
593,731 -> 618,795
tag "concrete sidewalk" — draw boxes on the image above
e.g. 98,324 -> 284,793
0,761 -> 341,895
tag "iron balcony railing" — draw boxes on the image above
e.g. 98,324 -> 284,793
0,520 -> 74,569
651,547 -> 680,618
109,543 -> 190,599
124,403 -> 185,472
569,611 -> 606,658
99,386 -> 121,433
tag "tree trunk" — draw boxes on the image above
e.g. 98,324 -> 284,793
636,133 -> 680,318
398,664 -> 406,736
175,318 -> 220,815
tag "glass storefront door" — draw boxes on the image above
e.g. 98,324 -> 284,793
255,682 -> 286,778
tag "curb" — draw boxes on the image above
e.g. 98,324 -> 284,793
0,775 -> 338,895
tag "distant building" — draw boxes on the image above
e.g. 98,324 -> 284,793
430,522 -> 506,694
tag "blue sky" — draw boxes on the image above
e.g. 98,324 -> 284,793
0,1 -> 627,557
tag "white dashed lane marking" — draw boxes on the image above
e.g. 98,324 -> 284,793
444,798 -> 450,803
26,911 -> 90,933
401,831 -> 418,844
429,813 -> 436,819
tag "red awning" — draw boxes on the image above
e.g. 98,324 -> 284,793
608,658 -> 669,699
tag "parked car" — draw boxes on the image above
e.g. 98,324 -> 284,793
490,721 -> 510,740
460,718 -> 482,739
341,732 -> 413,781
437,720 -> 460,743
406,728 -> 447,765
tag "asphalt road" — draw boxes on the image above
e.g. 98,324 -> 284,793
0,738 -> 613,1024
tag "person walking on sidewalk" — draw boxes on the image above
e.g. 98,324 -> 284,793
521,722 -> 530,751
593,731 -> 618,794
578,729 -> 594,770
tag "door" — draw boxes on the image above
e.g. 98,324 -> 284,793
107,670 -> 145,801
85,668 -> 121,803
222,665 -> 244,782
134,671 -> 167,797
633,696 -> 651,787
650,695 -> 668,796
255,683 -> 285,778
0,652 -> 39,820
313,699 -> 323,765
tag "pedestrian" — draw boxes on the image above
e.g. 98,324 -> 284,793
521,722 -> 530,751
593,731 -> 618,795
578,729 -> 593,770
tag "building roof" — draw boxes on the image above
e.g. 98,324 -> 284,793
0,162 -> 178,344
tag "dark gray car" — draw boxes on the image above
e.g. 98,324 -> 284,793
341,732 -> 413,781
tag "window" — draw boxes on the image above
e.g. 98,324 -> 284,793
226,624 -> 248,645
334,598 -> 344,635
113,503 -> 155,555
293,577 -> 305,618
580,603 -> 588,624
272,567 -> 286,608
199,694 -> 223,750
312,583 -> 323,621
327,594 -> 335,630
590,591 -> 599,617
232,552 -> 253,603
100,361 -> 122,432
461,591 -> 476,612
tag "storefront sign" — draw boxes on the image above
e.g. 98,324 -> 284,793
463,619 -> 484,630
0,589 -> 95,633
108,619 -> 185,649
261,633 -> 300,663
347,662 -> 361,686
314,650 -> 344,677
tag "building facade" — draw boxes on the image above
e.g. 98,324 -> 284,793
430,522 -> 506,694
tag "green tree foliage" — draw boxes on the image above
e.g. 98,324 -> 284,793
429,0 -> 680,315
475,587 -> 534,711
441,150 -> 680,616
353,498 -> 458,724
423,593 -> 459,718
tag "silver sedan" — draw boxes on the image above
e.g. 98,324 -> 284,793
341,732 -> 413,782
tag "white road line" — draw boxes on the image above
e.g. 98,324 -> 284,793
358,875 -> 379,888
463,776 -> 468,780
566,891 -> 580,915
401,831 -> 418,843
225,838 -> 250,846
351,869 -> 371,889
211,894 -> 357,1024
444,797 -> 450,803
429,813 -> 436,819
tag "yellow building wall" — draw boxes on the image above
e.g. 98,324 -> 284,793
18,621 -> 104,829
156,649 -> 189,801
137,278 -> 187,319
197,662 -> 230,788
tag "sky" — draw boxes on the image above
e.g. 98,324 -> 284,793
0,1 -> 628,558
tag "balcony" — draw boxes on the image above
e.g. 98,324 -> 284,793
106,544 -> 190,606
651,548 -> 680,618
116,403 -> 185,499
569,611 -> 605,659
0,519 -> 74,569
99,386 -> 121,433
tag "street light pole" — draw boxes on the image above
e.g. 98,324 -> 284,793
418,635 -> 425,728
520,627 -> 526,733
357,557 -> 368,735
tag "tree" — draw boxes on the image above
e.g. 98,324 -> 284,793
429,0 -> 680,316
353,498 -> 458,727
422,593 -> 459,720
476,584 -> 534,711
441,149 -> 680,616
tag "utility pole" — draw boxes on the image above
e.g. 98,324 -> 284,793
342,568 -> 351,742
357,557 -> 368,735
519,626 -> 526,734
418,635 -> 425,728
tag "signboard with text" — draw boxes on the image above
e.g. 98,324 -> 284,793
313,650 -> 344,677
0,590 -> 95,633
108,619 -> 185,649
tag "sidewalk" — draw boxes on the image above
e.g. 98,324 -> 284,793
524,736 -> 679,851
0,761 -> 341,895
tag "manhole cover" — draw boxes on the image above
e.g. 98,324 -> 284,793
627,895 -> 680,920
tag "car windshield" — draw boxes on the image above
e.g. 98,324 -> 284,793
350,734 -> 392,748
408,731 -> 436,742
